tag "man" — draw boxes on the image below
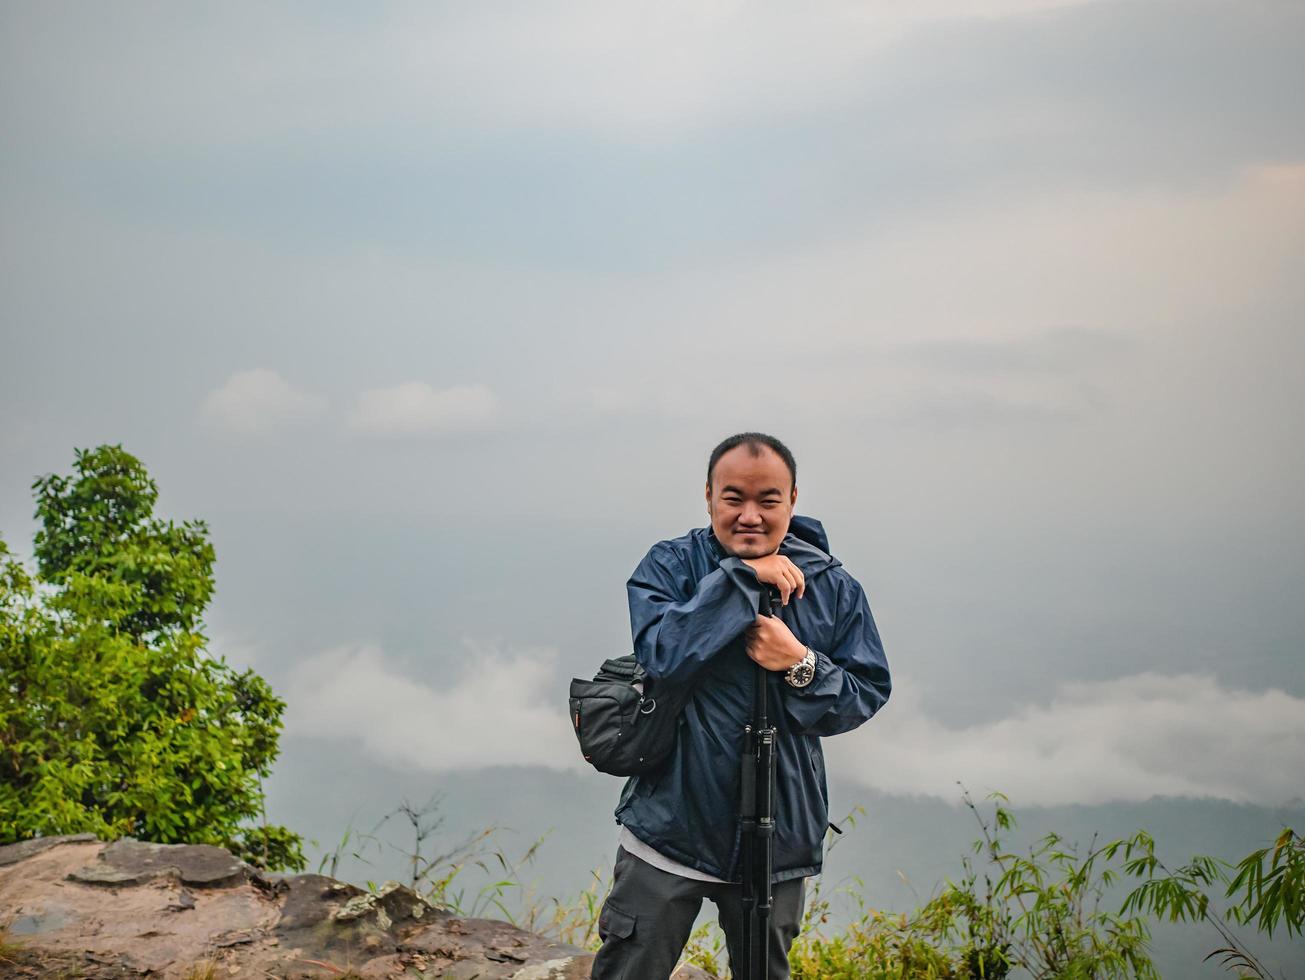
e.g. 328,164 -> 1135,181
591,432 -> 892,980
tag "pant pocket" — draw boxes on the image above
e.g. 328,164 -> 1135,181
597,898 -> 637,943
592,899 -> 640,980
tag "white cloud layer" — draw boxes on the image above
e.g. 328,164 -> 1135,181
286,647 -> 1305,807
284,644 -> 578,771
345,383 -> 500,438
199,368 -> 327,435
829,673 -> 1305,806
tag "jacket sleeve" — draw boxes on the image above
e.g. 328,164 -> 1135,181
781,574 -> 891,737
628,544 -> 764,684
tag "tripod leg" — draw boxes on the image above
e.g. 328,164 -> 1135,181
739,724 -> 757,980
753,710 -> 776,980
744,589 -> 779,980
757,735 -> 776,980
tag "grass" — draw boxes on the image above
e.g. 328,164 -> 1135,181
180,960 -> 219,980
0,919 -> 25,968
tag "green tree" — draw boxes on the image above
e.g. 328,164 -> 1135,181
0,445 -> 304,871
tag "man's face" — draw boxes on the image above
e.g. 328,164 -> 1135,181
705,445 -> 797,559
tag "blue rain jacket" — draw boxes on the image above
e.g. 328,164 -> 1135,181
614,515 -> 891,883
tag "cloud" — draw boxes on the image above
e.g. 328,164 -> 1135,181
345,382 -> 500,437
892,327 -> 1131,375
888,388 -> 1094,427
7,2 -> 1298,274
829,673 -> 1305,806
1,1 -> 1109,152
199,368 -> 327,435
284,648 -> 1305,808
283,644 -> 578,772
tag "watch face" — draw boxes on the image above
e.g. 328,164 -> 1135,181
789,662 -> 815,687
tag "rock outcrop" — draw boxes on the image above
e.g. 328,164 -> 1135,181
0,836 -> 713,979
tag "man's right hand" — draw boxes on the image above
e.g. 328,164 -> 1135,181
742,554 -> 805,606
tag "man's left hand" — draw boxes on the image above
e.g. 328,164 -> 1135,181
745,615 -> 808,672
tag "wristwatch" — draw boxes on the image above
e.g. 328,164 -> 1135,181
785,647 -> 817,688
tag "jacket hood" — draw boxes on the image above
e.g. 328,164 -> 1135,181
788,514 -> 831,555
706,513 -> 840,576
783,514 -> 841,574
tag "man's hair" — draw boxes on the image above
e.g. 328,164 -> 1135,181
706,432 -> 797,492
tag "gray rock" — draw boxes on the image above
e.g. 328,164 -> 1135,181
7,906 -> 74,936
510,955 -> 598,979
0,833 -> 97,867
166,887 -> 197,912
67,837 -> 248,888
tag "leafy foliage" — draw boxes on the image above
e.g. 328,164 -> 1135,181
0,445 -> 303,870
1226,827 -> 1303,940
1115,823 -> 1303,979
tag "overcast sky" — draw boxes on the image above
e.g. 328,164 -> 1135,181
2,0 -> 1303,812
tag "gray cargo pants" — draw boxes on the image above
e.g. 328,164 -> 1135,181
590,845 -> 806,980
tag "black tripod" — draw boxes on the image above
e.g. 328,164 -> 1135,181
738,585 -> 780,980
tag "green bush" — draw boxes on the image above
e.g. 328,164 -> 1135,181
0,445 -> 303,870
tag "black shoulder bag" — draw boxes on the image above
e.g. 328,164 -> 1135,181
568,656 -> 696,776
